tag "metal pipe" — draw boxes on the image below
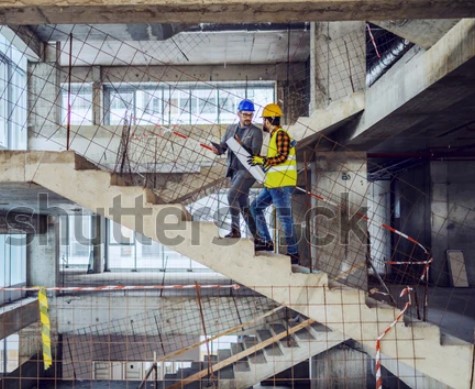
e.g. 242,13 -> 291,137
366,38 -> 413,87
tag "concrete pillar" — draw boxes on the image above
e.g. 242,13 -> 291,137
430,161 -> 475,287
367,180 -> 391,274
27,216 -> 59,288
311,344 -> 369,388
309,21 -> 366,113
91,66 -> 102,125
90,214 -> 105,273
28,59 -> 62,148
277,63 -> 310,125
430,162 -> 450,286
311,152 -> 368,289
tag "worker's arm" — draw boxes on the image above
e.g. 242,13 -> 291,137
210,126 -> 232,155
265,131 -> 290,166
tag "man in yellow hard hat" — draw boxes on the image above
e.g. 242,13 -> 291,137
247,103 -> 300,265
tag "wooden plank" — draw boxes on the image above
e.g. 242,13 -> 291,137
149,305 -> 284,366
167,318 -> 314,389
446,250 -> 469,287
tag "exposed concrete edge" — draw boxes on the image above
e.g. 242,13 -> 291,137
0,297 -> 39,339
352,18 -> 475,141
371,19 -> 460,49
0,25 -> 42,60
289,91 -> 365,141
1,1 -> 474,24
359,341 -> 452,389
1,150 -> 472,387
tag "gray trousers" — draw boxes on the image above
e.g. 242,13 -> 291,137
227,170 -> 257,235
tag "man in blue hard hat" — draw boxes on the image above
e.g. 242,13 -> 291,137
210,99 -> 263,238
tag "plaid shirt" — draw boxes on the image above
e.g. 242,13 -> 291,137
265,129 -> 291,166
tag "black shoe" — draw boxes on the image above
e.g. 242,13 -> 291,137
254,240 -> 274,252
289,253 -> 300,265
224,231 -> 241,238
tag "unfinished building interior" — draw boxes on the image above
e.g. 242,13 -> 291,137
1,2 -> 475,388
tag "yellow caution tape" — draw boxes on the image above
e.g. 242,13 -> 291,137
38,287 -> 52,370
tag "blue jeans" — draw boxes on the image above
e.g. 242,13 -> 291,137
251,186 -> 298,255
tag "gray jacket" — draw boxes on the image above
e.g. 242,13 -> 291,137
216,123 -> 263,178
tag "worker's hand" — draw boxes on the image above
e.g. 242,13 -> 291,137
248,155 -> 266,166
210,145 -> 220,155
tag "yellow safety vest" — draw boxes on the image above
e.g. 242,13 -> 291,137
264,128 -> 297,188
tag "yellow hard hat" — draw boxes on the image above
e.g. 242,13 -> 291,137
262,103 -> 283,118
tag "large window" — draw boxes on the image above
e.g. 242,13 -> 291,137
59,215 -> 92,269
103,82 -> 275,126
0,32 -> 27,150
107,220 -> 206,272
0,234 -> 26,306
60,83 -> 93,125
59,216 -> 212,272
0,334 -> 20,373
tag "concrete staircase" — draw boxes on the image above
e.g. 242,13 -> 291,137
154,164 -> 227,205
0,150 -> 473,388
161,318 -> 344,389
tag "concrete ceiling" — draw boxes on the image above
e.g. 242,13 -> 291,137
34,23 -> 310,66
1,0 -> 475,24
0,183 -> 86,215
349,56 -> 475,155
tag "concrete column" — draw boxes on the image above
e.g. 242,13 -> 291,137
277,63 -> 310,125
28,59 -> 62,148
309,21 -> 366,113
311,345 -> 369,388
27,216 -> 59,288
311,152 -> 368,289
430,161 -> 475,287
92,66 -> 102,125
430,162 -> 450,286
367,180 -> 391,274
90,214 -> 105,273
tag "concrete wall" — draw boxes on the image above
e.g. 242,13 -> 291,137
62,333 -> 200,379
367,180 -> 391,274
431,161 -> 475,287
26,216 -> 59,288
311,343 -> 370,389
311,152 -> 368,289
392,163 -> 431,284
310,21 -> 366,112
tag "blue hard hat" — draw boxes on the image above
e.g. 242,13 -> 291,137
237,99 -> 255,112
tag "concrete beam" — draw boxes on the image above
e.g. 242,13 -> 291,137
0,1 -> 474,25
372,19 -> 459,49
349,18 -> 475,149
0,25 -> 42,60
0,298 -> 39,339
0,211 -> 47,234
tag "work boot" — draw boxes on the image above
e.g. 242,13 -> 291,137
254,239 -> 274,252
224,230 -> 241,238
289,253 -> 300,265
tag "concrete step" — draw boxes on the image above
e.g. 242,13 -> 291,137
2,150 -> 472,388
256,329 -> 284,356
270,324 -> 299,347
217,349 -> 232,361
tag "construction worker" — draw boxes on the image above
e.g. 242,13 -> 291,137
210,99 -> 263,238
248,103 -> 300,265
